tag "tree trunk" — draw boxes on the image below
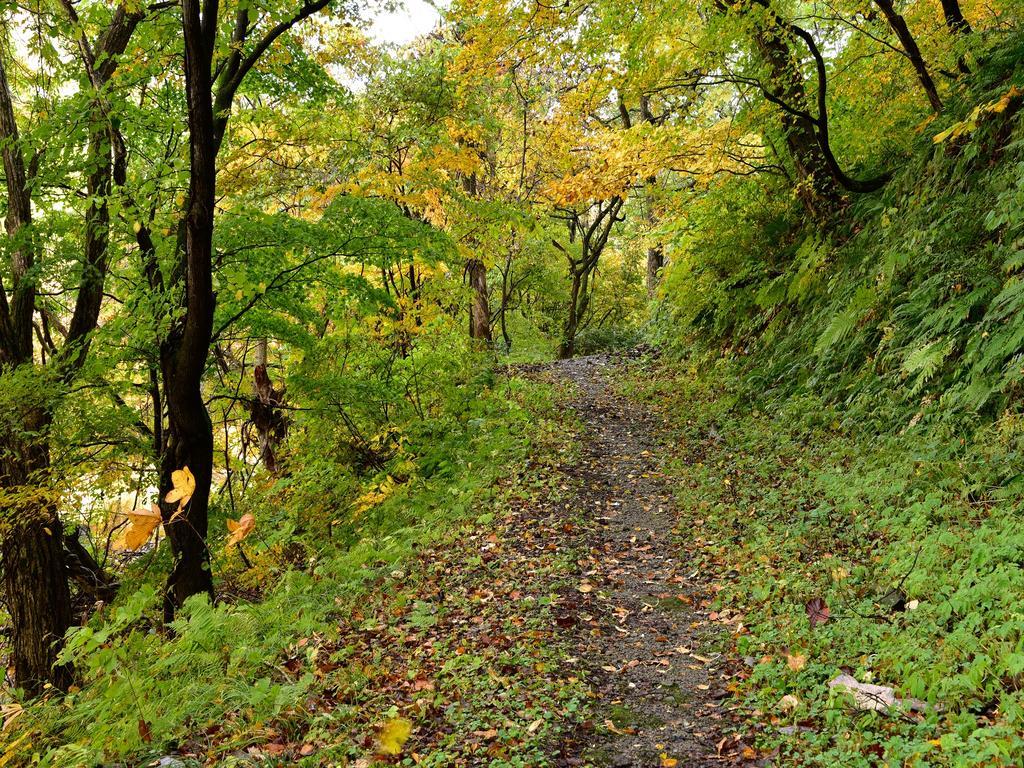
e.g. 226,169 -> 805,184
752,28 -> 843,219
466,258 -> 492,342
248,338 -> 288,475
940,0 -> 972,35
63,527 -> 119,606
0,411 -> 74,695
157,388 -> 215,621
498,252 -> 514,351
645,179 -> 664,298
0,53 -> 75,695
559,273 -> 583,359
646,244 -> 664,298
160,0 -> 219,622
873,0 -> 943,113
0,5 -> 140,689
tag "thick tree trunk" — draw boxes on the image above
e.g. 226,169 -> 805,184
466,259 -> 492,342
0,411 -> 74,695
0,6 -> 140,689
160,0 -> 219,622
753,29 -> 843,219
157,386 -> 215,621
873,0 -> 943,113
0,55 -> 35,367
0,53 -> 75,695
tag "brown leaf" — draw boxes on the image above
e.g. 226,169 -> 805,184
138,718 -> 153,743
805,597 -> 830,627
786,652 -> 807,671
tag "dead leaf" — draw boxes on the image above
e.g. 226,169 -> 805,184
777,694 -> 800,712
226,513 -> 256,548
121,505 -> 162,550
378,716 -> 412,755
805,597 -> 829,627
0,703 -> 24,732
786,653 -> 807,672
164,466 -> 195,512
138,718 -> 153,743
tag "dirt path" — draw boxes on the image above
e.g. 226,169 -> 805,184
546,355 -> 730,768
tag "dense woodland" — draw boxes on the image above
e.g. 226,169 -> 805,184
1,0 -> 1023,764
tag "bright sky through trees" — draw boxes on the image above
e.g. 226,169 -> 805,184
370,0 -> 440,44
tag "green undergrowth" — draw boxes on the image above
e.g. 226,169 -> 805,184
11,371 -> 587,767
654,32 -> 1024,428
622,357 -> 1024,767
632,36 -> 1024,765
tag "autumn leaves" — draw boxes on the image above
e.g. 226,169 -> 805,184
119,466 -> 253,552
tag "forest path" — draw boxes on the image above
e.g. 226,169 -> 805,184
544,355 -> 729,768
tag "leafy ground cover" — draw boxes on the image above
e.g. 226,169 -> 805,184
7,373 -> 594,767
622,356 -> 1024,767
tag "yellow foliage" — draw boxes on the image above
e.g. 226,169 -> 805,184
351,476 -> 398,516
225,513 -> 256,548
377,717 -> 412,755
934,87 -> 1022,144
164,466 -> 195,516
120,505 -> 162,550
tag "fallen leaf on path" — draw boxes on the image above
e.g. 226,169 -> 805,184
777,694 -> 800,712
805,597 -> 830,627
378,717 -> 412,755
786,653 -> 807,671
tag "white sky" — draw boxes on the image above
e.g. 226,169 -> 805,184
369,0 -> 442,45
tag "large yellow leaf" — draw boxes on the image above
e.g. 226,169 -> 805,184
225,513 -> 256,548
377,717 -> 412,755
121,505 -> 162,550
164,466 -> 195,511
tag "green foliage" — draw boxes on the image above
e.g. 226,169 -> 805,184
624,357 -> 1024,766
656,32 -> 1024,425
638,29 -> 1024,766
21,370 -> 569,765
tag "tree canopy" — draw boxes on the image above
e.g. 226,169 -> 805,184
2,0 -> 1024,763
